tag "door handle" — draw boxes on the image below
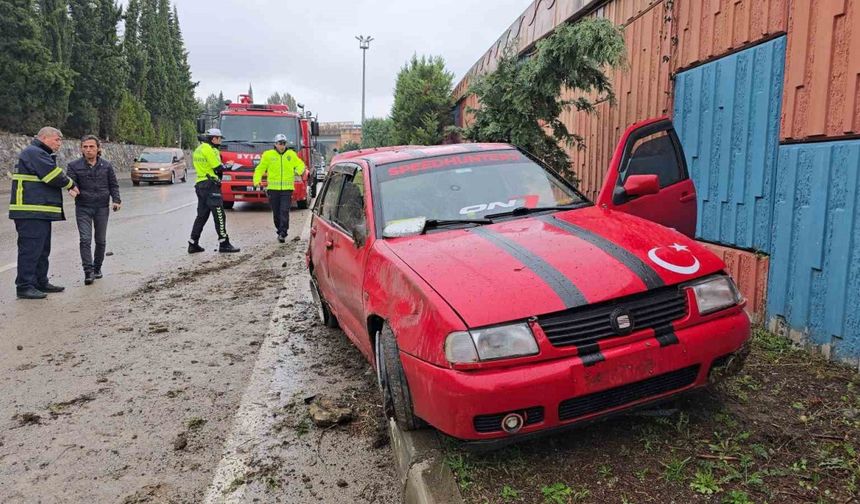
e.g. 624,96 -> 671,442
679,192 -> 696,203
325,240 -> 334,249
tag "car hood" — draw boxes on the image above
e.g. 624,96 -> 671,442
383,207 -> 724,328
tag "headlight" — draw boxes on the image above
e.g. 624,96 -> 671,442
445,323 -> 538,364
222,174 -> 232,181
690,275 -> 741,315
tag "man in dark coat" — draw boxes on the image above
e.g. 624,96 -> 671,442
67,135 -> 122,285
8,127 -> 79,299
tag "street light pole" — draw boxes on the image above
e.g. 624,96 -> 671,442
356,35 -> 373,127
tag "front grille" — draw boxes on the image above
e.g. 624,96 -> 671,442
473,406 -> 544,433
558,365 -> 699,421
538,285 -> 688,348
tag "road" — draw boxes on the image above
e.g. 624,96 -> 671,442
0,177 -> 397,503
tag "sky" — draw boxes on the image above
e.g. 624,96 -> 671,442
168,0 -> 532,124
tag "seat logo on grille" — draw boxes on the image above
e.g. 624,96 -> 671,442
610,308 -> 634,335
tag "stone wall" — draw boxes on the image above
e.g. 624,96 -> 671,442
1,132 -> 189,180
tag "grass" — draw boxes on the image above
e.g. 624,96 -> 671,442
444,327 -> 860,503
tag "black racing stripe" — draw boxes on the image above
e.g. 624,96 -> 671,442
577,342 -> 606,367
538,215 -> 665,290
654,325 -> 680,347
471,227 -> 587,309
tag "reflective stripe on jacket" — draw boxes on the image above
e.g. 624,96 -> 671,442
8,139 -> 75,221
193,142 -> 222,183
252,148 -> 306,190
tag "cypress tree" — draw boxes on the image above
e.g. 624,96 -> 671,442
66,0 -> 126,138
37,0 -> 72,67
123,0 -> 147,100
0,0 -> 74,133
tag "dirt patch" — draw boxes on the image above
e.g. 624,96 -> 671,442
445,328 -> 860,504
0,239 -> 287,503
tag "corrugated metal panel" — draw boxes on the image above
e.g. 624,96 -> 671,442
768,139 -> 860,363
672,37 -> 786,252
673,0 -> 789,71
698,241 -> 769,323
781,0 -> 860,141
566,0 -> 673,199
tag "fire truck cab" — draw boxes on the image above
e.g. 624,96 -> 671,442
200,94 -> 318,209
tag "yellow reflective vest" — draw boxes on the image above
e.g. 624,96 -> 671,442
193,142 -> 222,183
253,149 -> 306,190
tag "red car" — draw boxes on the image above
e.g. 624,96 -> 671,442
307,118 -> 750,441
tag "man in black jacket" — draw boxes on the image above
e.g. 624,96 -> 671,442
9,127 -> 79,299
67,135 -> 122,285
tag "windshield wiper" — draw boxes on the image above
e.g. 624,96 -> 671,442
484,204 -> 586,220
422,218 -> 492,234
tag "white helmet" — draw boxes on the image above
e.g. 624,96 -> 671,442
206,128 -> 223,137
274,134 -> 288,143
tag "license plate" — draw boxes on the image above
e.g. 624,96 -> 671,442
142,174 -> 157,179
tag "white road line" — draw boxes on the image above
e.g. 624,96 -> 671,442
158,202 -> 195,215
0,262 -> 16,274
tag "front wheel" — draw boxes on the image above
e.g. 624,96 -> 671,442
132,180 -> 140,186
376,323 -> 423,431
222,201 -> 234,210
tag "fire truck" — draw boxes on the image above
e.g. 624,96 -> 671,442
198,94 -> 319,209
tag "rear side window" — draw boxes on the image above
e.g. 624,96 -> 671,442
620,131 -> 684,188
320,172 -> 346,221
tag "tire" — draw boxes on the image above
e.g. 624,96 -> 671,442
147,182 -> 154,186
222,201 -> 234,210
181,170 -> 187,183
377,323 -> 423,431
309,180 -> 317,199
310,276 -> 338,328
297,199 -> 309,210
132,181 -> 140,186
169,172 -> 176,185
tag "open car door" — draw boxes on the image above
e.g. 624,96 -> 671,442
595,117 -> 697,237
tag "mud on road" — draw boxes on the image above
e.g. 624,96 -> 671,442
0,226 -> 397,503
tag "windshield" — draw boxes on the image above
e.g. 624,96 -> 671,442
138,151 -> 174,163
220,115 -> 300,147
375,150 -> 586,233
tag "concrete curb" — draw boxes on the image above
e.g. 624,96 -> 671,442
389,419 -> 465,504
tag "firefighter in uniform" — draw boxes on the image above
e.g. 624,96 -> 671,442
188,128 -> 240,254
9,127 -> 78,299
253,133 -> 306,243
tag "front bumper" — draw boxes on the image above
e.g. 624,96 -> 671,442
401,308 -> 750,441
132,171 -> 171,182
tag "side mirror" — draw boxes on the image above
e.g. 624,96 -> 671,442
311,121 -> 320,137
351,223 -> 368,247
172,156 -> 179,163
623,174 -> 660,197
195,118 -> 206,134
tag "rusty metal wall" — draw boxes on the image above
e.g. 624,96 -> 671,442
566,0 -> 673,200
673,0 -> 789,71
781,0 -> 860,141
698,241 -> 770,324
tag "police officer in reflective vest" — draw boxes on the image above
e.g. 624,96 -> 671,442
253,134 -> 306,243
188,128 -> 240,254
8,127 -> 79,299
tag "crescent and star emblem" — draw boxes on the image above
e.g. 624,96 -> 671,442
647,243 -> 701,275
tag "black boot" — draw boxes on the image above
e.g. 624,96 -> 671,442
38,282 -> 65,293
17,287 -> 47,300
188,240 -> 204,254
277,233 -> 286,243
219,239 -> 240,253
84,271 -> 94,285
93,269 -> 103,279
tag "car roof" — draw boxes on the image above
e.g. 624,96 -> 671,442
331,143 -> 515,167
141,147 -> 181,152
